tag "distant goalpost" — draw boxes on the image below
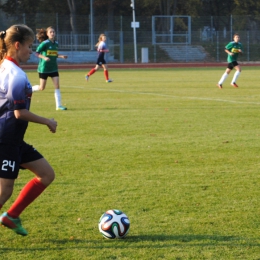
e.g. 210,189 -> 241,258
152,15 -> 191,45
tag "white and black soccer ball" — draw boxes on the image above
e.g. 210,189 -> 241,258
98,209 -> 130,239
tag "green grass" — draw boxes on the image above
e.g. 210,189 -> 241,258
1,67 -> 260,259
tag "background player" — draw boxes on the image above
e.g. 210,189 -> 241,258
217,33 -> 243,89
33,26 -> 68,110
0,24 -> 57,236
85,33 -> 112,83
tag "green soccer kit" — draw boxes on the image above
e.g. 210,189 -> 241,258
36,40 -> 59,73
225,41 -> 243,63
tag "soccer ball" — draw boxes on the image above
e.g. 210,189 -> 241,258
98,209 -> 130,239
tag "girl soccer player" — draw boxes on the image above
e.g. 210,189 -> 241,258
85,34 -> 112,83
217,33 -> 243,89
0,24 -> 57,236
33,26 -> 68,110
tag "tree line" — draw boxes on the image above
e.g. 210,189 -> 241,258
1,0 -> 260,33
1,0 -> 260,17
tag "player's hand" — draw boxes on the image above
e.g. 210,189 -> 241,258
45,57 -> 50,62
63,55 -> 68,59
47,118 -> 57,133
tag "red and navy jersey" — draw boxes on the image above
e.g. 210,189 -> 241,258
97,41 -> 107,59
0,58 -> 32,145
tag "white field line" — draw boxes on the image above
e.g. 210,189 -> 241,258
87,87 -> 260,105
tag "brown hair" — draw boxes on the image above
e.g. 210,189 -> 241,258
95,33 -> 106,47
36,26 -> 55,43
0,24 -> 34,63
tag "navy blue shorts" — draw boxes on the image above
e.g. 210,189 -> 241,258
39,71 -> 59,80
96,57 -> 106,66
0,142 -> 43,179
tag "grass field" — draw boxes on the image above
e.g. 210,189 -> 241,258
0,67 -> 260,259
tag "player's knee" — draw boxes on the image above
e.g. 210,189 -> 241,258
39,168 -> 55,187
47,170 -> 55,184
0,183 -> 14,203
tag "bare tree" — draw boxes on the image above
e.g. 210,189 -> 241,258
67,0 -> 77,33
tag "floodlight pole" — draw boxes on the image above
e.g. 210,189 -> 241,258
131,0 -> 137,63
90,0 -> 94,50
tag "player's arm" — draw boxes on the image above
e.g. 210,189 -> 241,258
14,109 -> 57,133
225,48 -> 233,56
97,48 -> 109,53
35,43 -> 50,61
57,54 -> 68,59
35,52 -> 50,62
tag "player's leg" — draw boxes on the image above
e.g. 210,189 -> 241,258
7,158 -> 55,217
217,67 -> 231,88
0,178 -> 15,209
231,63 -> 241,88
0,179 -> 26,235
86,65 -> 99,81
102,64 -> 112,83
1,158 -> 54,236
0,144 -> 29,236
32,74 -> 48,92
38,78 -> 47,91
51,75 -> 67,110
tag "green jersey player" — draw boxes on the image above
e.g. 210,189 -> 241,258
217,33 -> 243,89
33,26 -> 68,110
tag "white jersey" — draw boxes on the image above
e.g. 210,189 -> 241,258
0,58 -> 32,145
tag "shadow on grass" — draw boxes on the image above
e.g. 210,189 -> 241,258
0,234 -> 259,252
53,234 -> 260,249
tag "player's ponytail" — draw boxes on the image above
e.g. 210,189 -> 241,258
0,31 -> 7,62
36,28 -> 48,43
95,33 -> 106,47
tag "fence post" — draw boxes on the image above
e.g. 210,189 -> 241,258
216,31 -> 219,62
230,15 -> 233,41
185,33 -> 188,62
56,13 -> 59,35
70,31 -> 73,52
153,44 -> 156,63
247,31 -> 249,61
120,31 -> 124,63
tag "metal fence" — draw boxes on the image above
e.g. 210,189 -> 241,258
1,12 -> 260,63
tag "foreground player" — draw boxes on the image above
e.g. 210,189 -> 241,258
85,33 -> 112,83
0,24 -> 57,236
33,26 -> 67,110
217,33 -> 243,89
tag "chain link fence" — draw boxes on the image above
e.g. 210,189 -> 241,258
1,12 -> 260,63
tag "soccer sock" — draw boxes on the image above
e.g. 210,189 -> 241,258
104,70 -> 109,80
218,72 -> 228,84
54,89 -> 62,108
7,178 -> 46,218
88,68 -> 96,76
231,71 -> 240,83
32,85 -> 40,92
